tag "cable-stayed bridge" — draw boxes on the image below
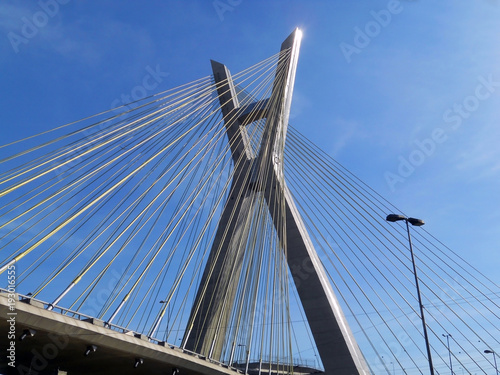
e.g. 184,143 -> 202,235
0,29 -> 498,375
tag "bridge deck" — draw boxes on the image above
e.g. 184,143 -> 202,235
0,293 -> 242,375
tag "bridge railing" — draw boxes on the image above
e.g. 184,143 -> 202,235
0,288 -> 244,373
234,357 -> 322,371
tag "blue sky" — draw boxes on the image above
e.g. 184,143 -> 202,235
2,0 -> 498,279
1,0 -> 499,367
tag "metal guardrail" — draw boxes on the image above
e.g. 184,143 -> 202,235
235,358 -> 322,371
1,288 -> 321,372
0,288 -> 244,373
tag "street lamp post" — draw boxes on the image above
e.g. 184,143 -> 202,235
484,350 -> 499,375
386,214 -> 435,375
443,333 -> 453,375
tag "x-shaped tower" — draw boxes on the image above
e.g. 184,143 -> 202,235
183,29 -> 370,375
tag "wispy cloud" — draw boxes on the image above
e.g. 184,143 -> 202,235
0,1 -> 70,55
1,3 -> 155,68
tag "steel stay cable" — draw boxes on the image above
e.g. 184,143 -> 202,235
286,128 -> 496,372
1,78 -> 224,258
284,156 -> 425,369
211,52 -> 296,364
189,60 -> 291,357
194,52 -> 290,357
289,126 -> 498,300
178,147 -> 253,346
0,82 -> 217,197
287,129 -> 427,270
0,74 -> 214,158
292,191 -> 424,372
287,134 -> 418,281
153,163 -> 235,340
288,150 -> 436,368
286,134 -> 450,310
27,113 -> 202,294
46,96 -> 231,306
138,135 -> 231,336
0,76 -> 215,192
286,130 -> 500,340
0,114 -> 194,242
99,111 -> 236,325
0,100 -> 168,184
244,208 -> 269,365
164,152 -> 231,341
0,105 -> 217,276
149,157 -> 252,339
239,50 -> 293,367
145,101 -> 267,336
174,132 -> 256,348
224,193 -> 267,361
389,220 -> 500,320
72,149 -> 205,317
180,58 -> 287,348
229,204 -> 263,363
132,119 -> 232,329
407,232 -> 500,314
286,159 -> 421,315
0,105 -> 182,241
0,98 -> 172,213
419,311 -> 490,374
26,97 -> 218,296
95,116 -> 225,320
